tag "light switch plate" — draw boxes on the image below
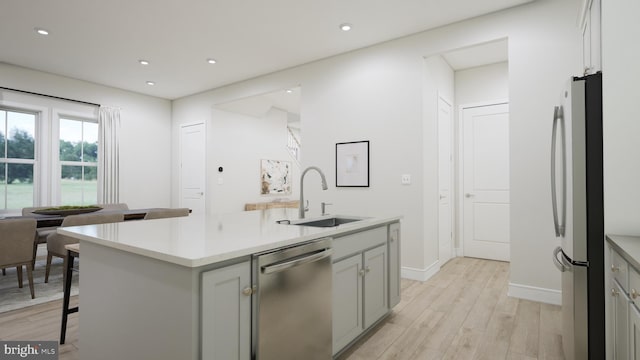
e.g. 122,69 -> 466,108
401,174 -> 411,185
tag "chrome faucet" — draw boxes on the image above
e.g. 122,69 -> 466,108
299,166 -> 328,219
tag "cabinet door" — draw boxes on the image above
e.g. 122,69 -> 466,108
202,261 -> 251,360
630,303 -> 640,360
388,223 -> 401,308
612,279 -> 629,360
363,244 -> 388,329
333,254 -> 363,354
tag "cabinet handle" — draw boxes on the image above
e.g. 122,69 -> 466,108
365,266 -> 371,273
242,286 -> 253,296
611,264 -> 619,272
633,289 -> 639,300
359,269 -> 366,277
611,288 -> 619,297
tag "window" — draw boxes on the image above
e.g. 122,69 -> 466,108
59,118 -> 98,205
0,109 -> 36,210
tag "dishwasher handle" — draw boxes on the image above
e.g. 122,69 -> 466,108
261,248 -> 333,275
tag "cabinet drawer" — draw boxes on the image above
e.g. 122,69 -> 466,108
630,267 -> 640,304
611,249 -> 629,291
333,226 -> 387,261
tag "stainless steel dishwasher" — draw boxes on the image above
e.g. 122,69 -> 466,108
253,238 -> 333,360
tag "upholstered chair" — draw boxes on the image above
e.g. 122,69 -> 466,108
0,218 -> 37,299
143,208 -> 190,220
98,203 -> 129,211
21,206 -> 57,269
45,212 -> 124,283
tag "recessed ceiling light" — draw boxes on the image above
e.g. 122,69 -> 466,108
139,60 -> 150,65
34,28 -> 49,35
285,89 -> 293,94
339,23 -> 352,32
146,81 -> 155,86
207,58 -> 217,64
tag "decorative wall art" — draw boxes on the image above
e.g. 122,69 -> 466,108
336,140 -> 370,187
260,159 -> 292,195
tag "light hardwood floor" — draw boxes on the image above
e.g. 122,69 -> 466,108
338,257 -> 565,360
0,257 -> 563,360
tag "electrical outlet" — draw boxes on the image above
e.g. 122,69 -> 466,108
401,174 -> 411,185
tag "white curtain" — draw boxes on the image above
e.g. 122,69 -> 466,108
97,107 -> 120,204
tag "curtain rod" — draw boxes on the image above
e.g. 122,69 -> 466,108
0,86 -> 101,107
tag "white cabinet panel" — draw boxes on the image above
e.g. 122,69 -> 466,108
389,223 -> 401,308
612,279 -> 629,360
630,304 -> 640,360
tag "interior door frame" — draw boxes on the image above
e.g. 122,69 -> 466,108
457,99 -> 509,257
179,121 -> 206,213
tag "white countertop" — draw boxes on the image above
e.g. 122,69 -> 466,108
58,208 -> 401,268
607,234 -> 640,271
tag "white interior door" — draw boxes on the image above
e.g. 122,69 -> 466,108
438,96 -> 453,264
462,103 -> 510,261
180,123 -> 206,214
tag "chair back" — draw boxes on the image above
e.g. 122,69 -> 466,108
61,212 -> 125,227
98,203 -> 129,211
21,206 -> 50,216
144,208 -> 190,220
0,218 -> 37,265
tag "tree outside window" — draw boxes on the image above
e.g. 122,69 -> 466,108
59,118 -> 98,205
0,109 -> 36,210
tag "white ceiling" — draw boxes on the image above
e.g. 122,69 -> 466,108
0,0 -> 532,100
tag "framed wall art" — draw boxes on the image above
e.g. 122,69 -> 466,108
336,140 -> 369,187
260,159 -> 292,195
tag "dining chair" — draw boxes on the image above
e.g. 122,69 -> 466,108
45,212 -> 124,284
0,218 -> 37,299
143,208 -> 190,220
21,206 -> 57,269
98,203 -> 129,211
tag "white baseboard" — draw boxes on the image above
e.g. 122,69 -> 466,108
508,282 -> 561,305
401,260 -> 440,282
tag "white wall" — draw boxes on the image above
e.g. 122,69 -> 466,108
208,107 -> 300,214
602,0 -> 640,235
0,63 -> 173,209
173,0 -> 581,299
455,62 -> 509,106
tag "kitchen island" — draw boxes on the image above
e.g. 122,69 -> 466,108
59,208 -> 401,360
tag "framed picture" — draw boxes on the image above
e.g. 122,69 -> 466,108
336,140 -> 369,187
260,159 -> 292,195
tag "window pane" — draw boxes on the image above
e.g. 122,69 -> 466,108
61,165 -> 97,205
6,112 -> 35,159
60,119 -> 82,161
6,163 -> 34,209
83,122 -> 98,162
0,110 -> 5,158
0,162 -> 5,208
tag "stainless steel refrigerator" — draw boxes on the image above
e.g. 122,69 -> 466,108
551,72 -> 604,360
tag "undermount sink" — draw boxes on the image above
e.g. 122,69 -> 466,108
281,216 -> 364,228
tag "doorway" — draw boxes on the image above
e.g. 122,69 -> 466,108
460,102 -> 510,261
179,122 -> 206,214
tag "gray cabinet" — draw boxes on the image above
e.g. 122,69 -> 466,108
388,222 -> 401,308
612,278 -> 629,360
363,245 -> 388,329
630,303 -> 640,360
332,223 -> 398,356
201,260 -> 252,360
332,253 -> 363,352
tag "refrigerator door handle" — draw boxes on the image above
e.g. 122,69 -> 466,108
553,246 -> 567,272
551,106 -> 561,237
558,106 -> 567,237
